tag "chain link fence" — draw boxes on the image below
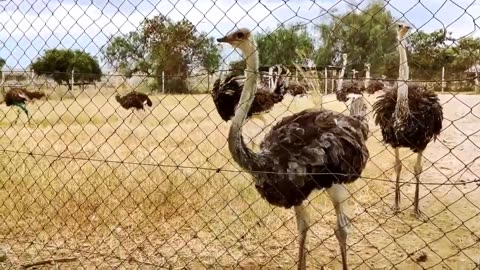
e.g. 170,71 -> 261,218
1,0 -> 480,269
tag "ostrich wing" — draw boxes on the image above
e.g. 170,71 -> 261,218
254,109 -> 369,208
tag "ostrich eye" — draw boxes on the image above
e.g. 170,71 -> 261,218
236,32 -> 245,39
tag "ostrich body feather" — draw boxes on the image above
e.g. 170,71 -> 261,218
372,84 -> 443,152
4,87 -> 45,116
212,73 -> 286,121
115,91 -> 153,111
239,109 -> 370,208
212,70 -> 307,122
336,80 -> 386,102
4,88 -> 45,106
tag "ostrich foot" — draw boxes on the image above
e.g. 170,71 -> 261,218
414,207 -> 430,222
412,209 -> 429,222
391,204 -> 401,214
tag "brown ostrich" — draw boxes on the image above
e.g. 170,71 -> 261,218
218,28 -> 369,270
115,91 -> 153,123
372,23 -> 443,220
3,87 -> 45,124
212,64 -> 306,125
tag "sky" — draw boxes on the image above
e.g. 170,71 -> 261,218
0,0 -> 478,70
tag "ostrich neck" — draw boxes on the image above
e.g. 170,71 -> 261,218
228,42 -> 260,171
364,69 -> 370,88
396,38 -> 409,120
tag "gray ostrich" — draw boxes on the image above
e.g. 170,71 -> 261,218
218,28 -> 369,270
372,23 -> 443,219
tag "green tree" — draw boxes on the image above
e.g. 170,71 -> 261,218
228,59 -> 246,76
450,37 -> 480,74
102,32 -> 148,78
199,36 -> 221,75
316,2 -> 397,77
255,24 -> 314,66
407,29 -> 455,79
31,49 -> 102,90
102,15 -> 220,93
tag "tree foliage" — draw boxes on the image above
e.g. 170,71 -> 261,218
407,29 -> 455,78
255,24 -> 314,66
316,2 -> 397,77
451,37 -> 480,74
227,59 -> 246,76
31,49 -> 102,90
224,24 -> 313,76
405,31 -> 480,79
102,32 -> 148,78
102,15 -> 221,93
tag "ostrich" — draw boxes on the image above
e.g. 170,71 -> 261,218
362,65 -> 387,95
115,91 -> 153,123
212,64 -> 307,125
372,23 -> 443,219
336,63 -> 386,102
218,28 -> 369,270
365,78 -> 386,95
335,55 -> 366,103
269,64 -> 308,96
3,87 -> 45,124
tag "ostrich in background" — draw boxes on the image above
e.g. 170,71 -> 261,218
212,64 -> 305,126
363,64 -> 388,94
212,66 -> 289,149
365,76 -> 387,95
336,62 -> 386,102
218,28 -> 369,270
270,64 -> 308,97
336,56 -> 369,103
115,91 -> 153,123
372,23 -> 443,219
3,87 -> 45,124
335,54 -> 360,102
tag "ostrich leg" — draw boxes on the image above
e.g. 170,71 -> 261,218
294,203 -> 309,270
12,109 -> 20,125
393,148 -> 402,213
127,110 -> 134,124
413,151 -> 428,220
327,184 -> 350,270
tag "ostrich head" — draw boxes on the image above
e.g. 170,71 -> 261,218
397,22 -> 411,41
217,28 -> 256,58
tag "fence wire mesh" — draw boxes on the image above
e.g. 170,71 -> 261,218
0,0 -> 480,269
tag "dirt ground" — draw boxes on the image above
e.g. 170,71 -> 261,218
0,87 -> 479,269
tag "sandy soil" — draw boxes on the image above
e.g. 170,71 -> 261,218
0,89 -> 479,269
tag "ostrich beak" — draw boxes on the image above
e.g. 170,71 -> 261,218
217,36 -> 229,43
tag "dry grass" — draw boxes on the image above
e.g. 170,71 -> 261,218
0,85 -> 480,269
